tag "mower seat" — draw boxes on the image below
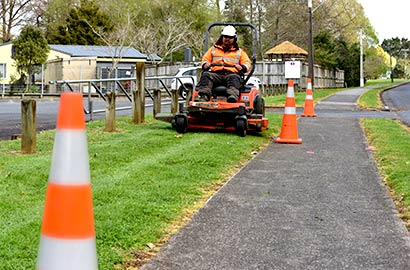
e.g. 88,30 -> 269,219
212,85 -> 228,97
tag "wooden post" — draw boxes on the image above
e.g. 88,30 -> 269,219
105,92 -> 116,132
136,62 -> 145,122
132,89 -> 141,124
21,99 -> 36,154
171,89 -> 179,114
153,89 -> 161,117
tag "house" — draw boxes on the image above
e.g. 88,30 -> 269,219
46,44 -> 148,81
0,42 -> 17,85
0,43 -> 156,92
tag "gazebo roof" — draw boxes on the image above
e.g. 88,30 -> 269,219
265,41 -> 308,56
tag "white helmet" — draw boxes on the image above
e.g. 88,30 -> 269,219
221,25 -> 236,37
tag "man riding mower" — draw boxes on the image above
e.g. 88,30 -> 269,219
173,22 -> 269,137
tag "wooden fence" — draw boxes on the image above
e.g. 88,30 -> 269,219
146,60 -> 345,96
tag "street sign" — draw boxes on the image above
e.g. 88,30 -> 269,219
285,60 -> 301,79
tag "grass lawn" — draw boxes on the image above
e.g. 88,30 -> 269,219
358,79 -> 410,229
358,79 -> 409,109
364,78 -> 407,86
0,114 -> 281,269
362,118 -> 410,229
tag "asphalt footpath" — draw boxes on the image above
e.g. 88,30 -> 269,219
141,86 -> 410,270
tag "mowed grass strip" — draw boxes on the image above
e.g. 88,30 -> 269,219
362,118 -> 410,229
0,114 -> 281,269
358,80 -> 409,110
357,86 -> 385,109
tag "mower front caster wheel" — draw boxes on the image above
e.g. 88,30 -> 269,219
236,118 -> 247,137
175,115 -> 188,133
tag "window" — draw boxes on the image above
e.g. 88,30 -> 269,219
183,69 -> 197,76
0,63 -> 6,79
100,67 -> 132,79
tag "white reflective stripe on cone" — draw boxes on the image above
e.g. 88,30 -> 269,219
37,235 -> 98,270
306,95 -> 313,100
284,107 -> 296,115
49,130 -> 90,185
286,87 -> 294,97
307,83 -> 312,89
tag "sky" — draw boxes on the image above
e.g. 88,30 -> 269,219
357,0 -> 410,42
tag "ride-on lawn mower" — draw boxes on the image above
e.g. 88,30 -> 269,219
173,22 -> 269,137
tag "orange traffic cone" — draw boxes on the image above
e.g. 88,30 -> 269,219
37,93 -> 98,270
275,80 -> 302,144
301,78 -> 317,117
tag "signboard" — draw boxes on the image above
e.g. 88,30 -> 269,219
285,60 -> 301,79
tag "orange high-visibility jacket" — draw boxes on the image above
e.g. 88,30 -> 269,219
202,44 -> 251,74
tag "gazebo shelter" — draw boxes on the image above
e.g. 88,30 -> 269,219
264,41 -> 308,61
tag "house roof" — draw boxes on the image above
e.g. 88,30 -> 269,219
0,42 -> 13,47
265,41 -> 308,56
146,54 -> 162,62
49,45 -> 147,59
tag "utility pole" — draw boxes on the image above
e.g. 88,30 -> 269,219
360,27 -> 364,87
308,0 -> 314,87
387,45 -> 394,83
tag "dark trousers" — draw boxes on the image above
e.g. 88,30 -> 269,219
198,71 -> 241,98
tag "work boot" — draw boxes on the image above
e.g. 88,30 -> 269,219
227,95 -> 237,103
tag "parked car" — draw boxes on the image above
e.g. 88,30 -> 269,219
246,76 -> 261,89
170,66 -> 262,100
170,67 -> 198,100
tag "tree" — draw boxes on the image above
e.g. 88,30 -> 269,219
393,61 -> 406,79
1,0 -> 33,42
27,0 -> 48,27
381,38 -> 405,81
86,9 -> 139,78
313,32 -> 337,68
42,0 -> 78,33
334,38 -> 360,87
381,38 -> 402,58
381,38 -> 410,60
12,25 -> 49,90
46,0 -> 113,45
119,0 -> 217,62
364,46 -> 388,79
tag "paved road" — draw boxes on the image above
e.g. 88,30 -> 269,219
381,83 -> 410,126
141,86 -> 410,270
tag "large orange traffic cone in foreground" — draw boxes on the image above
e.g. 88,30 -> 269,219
37,93 -> 98,270
301,78 -> 317,117
275,80 -> 302,144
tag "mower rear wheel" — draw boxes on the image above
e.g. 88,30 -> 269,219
175,116 -> 187,133
254,95 -> 265,115
236,118 -> 247,137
